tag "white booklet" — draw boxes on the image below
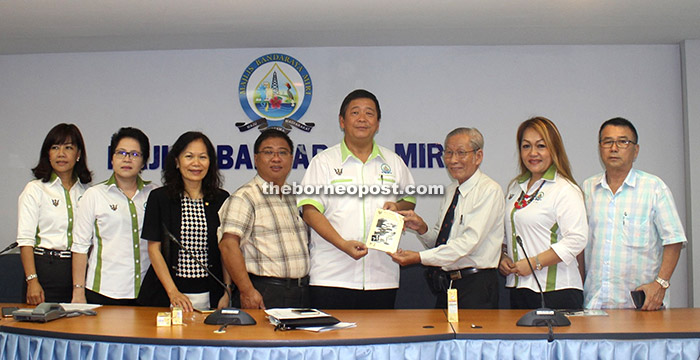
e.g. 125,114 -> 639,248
365,209 -> 404,253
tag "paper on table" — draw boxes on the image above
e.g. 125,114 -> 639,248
562,309 -> 608,317
296,322 -> 357,332
264,308 -> 331,319
60,303 -> 102,312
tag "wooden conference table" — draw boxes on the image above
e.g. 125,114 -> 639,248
2,304 -> 700,359
0,305 -> 454,347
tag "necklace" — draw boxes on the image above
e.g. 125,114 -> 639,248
514,180 -> 545,209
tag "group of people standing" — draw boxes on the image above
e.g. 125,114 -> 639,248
18,126 -> 229,310
16,89 -> 686,313
393,116 -> 685,311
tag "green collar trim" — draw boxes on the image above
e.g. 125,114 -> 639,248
50,171 -> 78,185
106,173 -> 150,190
517,165 -> 557,183
340,139 -> 384,163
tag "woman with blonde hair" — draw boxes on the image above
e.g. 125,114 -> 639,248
499,116 -> 587,310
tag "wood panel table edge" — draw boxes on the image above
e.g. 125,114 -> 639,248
450,308 -> 700,340
0,305 -> 454,347
5,305 -> 700,347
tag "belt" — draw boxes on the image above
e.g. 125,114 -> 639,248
446,267 -> 493,281
34,247 -> 72,258
249,274 -> 310,288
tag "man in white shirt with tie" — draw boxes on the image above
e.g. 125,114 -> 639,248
390,127 -> 504,309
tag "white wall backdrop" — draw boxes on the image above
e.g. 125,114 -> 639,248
0,45 -> 688,306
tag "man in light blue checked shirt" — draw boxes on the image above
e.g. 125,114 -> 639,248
583,117 -> 686,310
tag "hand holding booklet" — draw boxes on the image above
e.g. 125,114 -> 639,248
365,209 -> 404,253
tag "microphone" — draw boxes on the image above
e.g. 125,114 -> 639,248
162,224 -> 255,326
514,235 -> 570,329
0,242 -> 18,256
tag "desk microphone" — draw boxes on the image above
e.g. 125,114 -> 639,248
162,224 -> 255,326
0,242 -> 18,256
514,235 -> 570,331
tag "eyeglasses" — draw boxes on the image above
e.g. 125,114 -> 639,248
114,150 -> 143,159
599,139 -> 636,149
258,150 -> 291,158
442,149 -> 478,159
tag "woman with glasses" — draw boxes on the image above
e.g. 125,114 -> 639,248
17,124 -> 93,304
138,131 -> 229,312
71,127 -> 155,305
499,117 -> 588,310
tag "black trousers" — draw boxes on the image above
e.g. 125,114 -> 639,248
509,287 -> 583,310
26,254 -> 72,303
435,269 -> 499,309
310,286 -> 397,309
233,275 -> 310,309
86,289 -> 138,306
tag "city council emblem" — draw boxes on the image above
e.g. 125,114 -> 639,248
236,53 -> 314,134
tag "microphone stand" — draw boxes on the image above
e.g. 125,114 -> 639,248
514,236 -> 569,339
162,224 -> 255,326
0,242 -> 18,256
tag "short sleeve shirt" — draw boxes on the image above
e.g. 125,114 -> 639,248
503,167 -> 588,293
16,173 -> 88,250
297,141 -> 416,290
72,175 -> 154,299
218,175 -> 309,279
583,169 -> 687,309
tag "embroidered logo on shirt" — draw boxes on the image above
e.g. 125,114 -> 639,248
334,168 -> 343,175
110,204 -> 118,211
534,192 -> 544,201
51,199 -> 60,207
380,163 -> 392,174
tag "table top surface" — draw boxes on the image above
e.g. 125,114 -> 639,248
0,305 -> 453,346
3,304 -> 700,346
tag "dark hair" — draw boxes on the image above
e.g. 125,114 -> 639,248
339,89 -> 381,121
254,129 -> 294,154
32,123 -> 92,184
110,127 -> 150,166
163,131 -> 222,200
599,117 -> 638,144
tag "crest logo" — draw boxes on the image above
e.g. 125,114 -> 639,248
380,163 -> 392,174
51,199 -> 60,207
236,53 -> 314,134
110,204 -> 118,211
334,168 -> 343,176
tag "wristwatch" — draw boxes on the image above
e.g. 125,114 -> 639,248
25,273 -> 38,282
534,256 -> 543,271
655,276 -> 670,289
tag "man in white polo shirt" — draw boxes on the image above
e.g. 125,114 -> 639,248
298,89 -> 416,309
